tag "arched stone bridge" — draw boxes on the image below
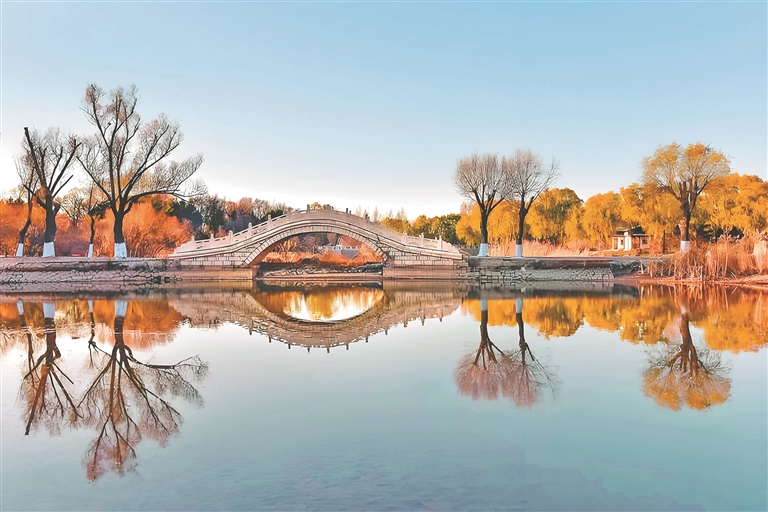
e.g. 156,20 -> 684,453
170,209 -> 466,276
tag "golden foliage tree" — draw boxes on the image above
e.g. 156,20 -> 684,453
525,188 -> 583,245
642,143 -> 730,252
581,192 -> 624,249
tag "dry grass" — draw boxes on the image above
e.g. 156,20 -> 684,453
262,243 -> 382,266
490,240 -> 590,257
649,233 -> 768,281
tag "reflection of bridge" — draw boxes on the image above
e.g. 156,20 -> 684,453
170,283 -> 463,351
169,209 -> 466,276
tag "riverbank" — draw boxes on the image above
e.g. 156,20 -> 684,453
5,254 -> 764,290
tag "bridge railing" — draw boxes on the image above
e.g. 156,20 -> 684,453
172,209 -> 462,256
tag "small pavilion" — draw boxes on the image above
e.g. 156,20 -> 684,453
612,227 -> 650,251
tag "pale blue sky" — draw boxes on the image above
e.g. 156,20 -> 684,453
1,1 -> 765,216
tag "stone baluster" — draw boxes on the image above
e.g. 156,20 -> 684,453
439,235 -> 443,250
420,233 -> 424,248
228,230 -> 233,243
247,222 -> 252,236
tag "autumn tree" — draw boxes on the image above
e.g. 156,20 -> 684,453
620,183 -> 679,253
454,153 -> 514,257
504,149 -> 560,257
642,143 -> 730,252
77,84 -> 205,258
18,128 -> 81,257
697,173 -> 768,238
526,188 -> 582,245
581,192 -> 624,249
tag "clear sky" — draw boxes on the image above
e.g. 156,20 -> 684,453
1,1 -> 766,217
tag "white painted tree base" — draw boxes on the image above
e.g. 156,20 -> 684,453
43,302 -> 55,319
114,243 -> 127,258
515,298 -> 523,313
16,243 -> 23,257
480,299 -> 488,312
115,300 -> 128,317
515,244 -> 524,257
42,242 -> 55,257
88,244 -> 94,258
17,300 -> 24,316
478,243 -> 489,257
88,300 -> 94,313
680,241 -> 691,252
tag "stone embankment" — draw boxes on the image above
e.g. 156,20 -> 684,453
464,256 -> 656,283
0,257 -> 254,292
0,255 -> 660,290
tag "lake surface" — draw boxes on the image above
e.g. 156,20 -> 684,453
1,281 -> 766,511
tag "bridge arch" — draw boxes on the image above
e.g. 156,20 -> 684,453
242,220 -> 390,266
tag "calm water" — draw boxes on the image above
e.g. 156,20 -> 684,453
1,281 -> 766,511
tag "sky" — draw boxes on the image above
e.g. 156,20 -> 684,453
1,1 -> 766,218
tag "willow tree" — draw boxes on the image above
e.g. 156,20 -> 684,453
77,84 -> 205,258
504,149 -> 559,257
18,128 -> 80,257
454,153 -> 513,257
642,143 -> 730,252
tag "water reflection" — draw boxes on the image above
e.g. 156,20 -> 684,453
170,282 -> 462,351
21,301 -> 80,435
643,301 -> 731,411
79,301 -> 207,480
10,299 -> 208,481
260,286 -> 387,322
455,298 -> 557,407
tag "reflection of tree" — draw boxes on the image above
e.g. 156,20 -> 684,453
455,299 -> 556,407
79,301 -> 208,481
643,306 -> 731,411
20,302 -> 80,435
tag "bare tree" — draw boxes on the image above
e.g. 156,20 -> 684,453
63,183 -> 108,257
504,149 -> 560,257
642,143 -> 730,252
14,164 -> 39,257
454,153 -> 513,256
18,128 -> 81,257
77,84 -> 205,258
60,188 -> 89,228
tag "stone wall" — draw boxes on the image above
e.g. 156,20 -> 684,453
0,257 -> 256,292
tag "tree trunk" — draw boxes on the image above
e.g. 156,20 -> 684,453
479,211 -> 489,257
88,216 -> 97,258
113,210 -> 127,258
42,197 -> 57,257
679,203 -> 691,252
516,206 -> 527,257
16,201 -> 33,257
